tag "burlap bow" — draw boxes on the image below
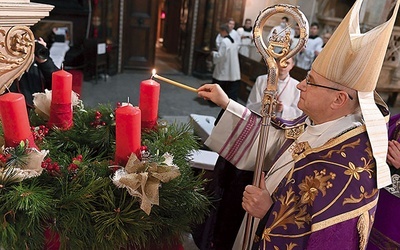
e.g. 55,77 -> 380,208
0,144 -> 48,182
112,153 -> 181,215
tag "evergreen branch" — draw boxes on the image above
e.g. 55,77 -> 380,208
0,103 -> 210,248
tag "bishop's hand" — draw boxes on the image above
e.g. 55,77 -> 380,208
197,83 -> 230,109
242,172 -> 273,218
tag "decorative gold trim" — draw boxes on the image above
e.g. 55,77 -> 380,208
310,196 -> 378,232
357,210 -> 370,250
293,125 -> 366,163
290,141 -> 311,159
285,125 -> 305,140
343,187 -> 379,205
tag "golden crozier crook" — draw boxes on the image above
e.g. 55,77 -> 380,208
241,4 -> 309,250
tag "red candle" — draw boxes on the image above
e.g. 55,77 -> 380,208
115,105 -> 141,166
0,93 -> 38,149
139,79 -> 160,129
51,70 -> 72,104
48,70 -> 73,129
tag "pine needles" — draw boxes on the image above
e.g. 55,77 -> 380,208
0,104 -> 210,249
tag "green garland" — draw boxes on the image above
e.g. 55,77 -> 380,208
0,104 -> 210,249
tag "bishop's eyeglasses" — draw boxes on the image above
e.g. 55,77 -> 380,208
305,72 -> 354,100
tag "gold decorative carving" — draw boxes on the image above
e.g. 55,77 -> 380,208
285,125 -> 305,140
0,26 -> 34,94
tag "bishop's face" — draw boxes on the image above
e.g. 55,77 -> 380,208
296,70 -> 338,124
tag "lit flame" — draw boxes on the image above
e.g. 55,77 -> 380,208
151,69 -> 156,79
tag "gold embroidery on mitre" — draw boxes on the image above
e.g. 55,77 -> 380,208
357,210 -> 370,250
285,125 -> 305,140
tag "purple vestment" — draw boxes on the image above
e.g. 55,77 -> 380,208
255,126 -> 378,250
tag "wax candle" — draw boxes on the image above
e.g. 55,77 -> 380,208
51,70 -> 72,104
0,93 -> 38,149
139,79 -> 160,129
115,105 -> 141,166
48,70 -> 73,129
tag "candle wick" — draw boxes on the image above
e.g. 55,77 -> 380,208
61,63 -> 64,70
127,96 -> 130,103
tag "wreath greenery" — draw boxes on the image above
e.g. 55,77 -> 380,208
0,104 -> 210,249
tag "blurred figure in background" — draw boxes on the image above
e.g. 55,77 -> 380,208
237,18 -> 254,57
296,22 -> 323,70
215,18 -> 241,50
268,16 -> 295,41
211,23 -> 241,101
315,32 -> 332,57
290,23 -> 301,50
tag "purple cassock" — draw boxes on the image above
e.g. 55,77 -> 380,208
367,113 -> 400,250
254,126 -> 378,250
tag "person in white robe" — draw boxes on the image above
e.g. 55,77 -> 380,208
237,18 -> 254,57
295,22 -> 323,70
215,18 -> 241,50
212,23 -> 241,101
246,57 -> 302,120
267,16 -> 295,41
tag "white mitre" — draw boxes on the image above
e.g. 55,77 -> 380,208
312,0 -> 400,188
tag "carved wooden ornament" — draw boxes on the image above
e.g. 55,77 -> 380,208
0,26 -> 35,94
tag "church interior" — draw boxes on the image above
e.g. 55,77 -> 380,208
26,0 -> 400,106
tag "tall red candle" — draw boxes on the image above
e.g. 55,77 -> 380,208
52,70 -> 73,104
48,70 -> 73,129
139,79 -> 160,129
115,105 -> 141,166
0,93 -> 38,149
